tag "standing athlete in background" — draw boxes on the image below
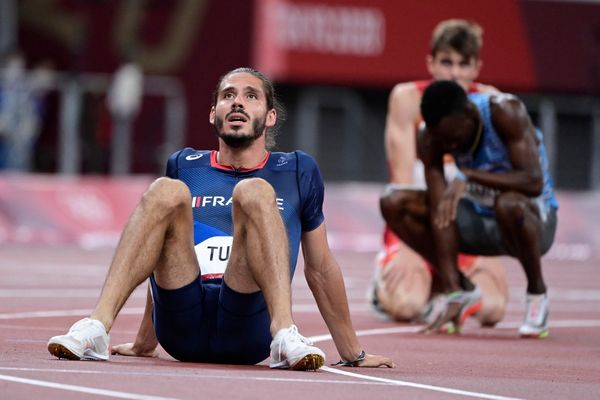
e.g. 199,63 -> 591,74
371,19 -> 508,329
48,67 -> 394,370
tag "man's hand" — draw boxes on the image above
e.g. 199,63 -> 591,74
420,301 -> 462,334
434,178 -> 467,228
357,354 -> 395,368
111,342 -> 159,358
334,353 -> 395,368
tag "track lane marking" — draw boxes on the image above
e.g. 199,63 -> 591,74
321,366 -> 524,400
3,308 -> 599,399
0,367 -> 393,386
0,373 -> 180,400
0,304 -> 368,320
308,319 -> 600,344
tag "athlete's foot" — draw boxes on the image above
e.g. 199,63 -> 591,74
269,325 -> 325,371
519,293 -> 549,338
48,318 -> 110,361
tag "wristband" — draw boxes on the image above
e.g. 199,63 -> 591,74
332,350 -> 366,367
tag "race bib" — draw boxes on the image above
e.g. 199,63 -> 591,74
465,182 -> 499,208
194,236 -> 233,279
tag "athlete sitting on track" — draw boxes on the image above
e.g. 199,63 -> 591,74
380,80 -> 558,337
48,67 -> 394,370
371,19 -> 508,328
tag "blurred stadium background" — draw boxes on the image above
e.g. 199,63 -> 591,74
0,0 -> 599,251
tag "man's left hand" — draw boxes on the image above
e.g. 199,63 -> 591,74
111,342 -> 159,358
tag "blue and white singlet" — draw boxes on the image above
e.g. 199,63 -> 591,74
452,93 -> 559,219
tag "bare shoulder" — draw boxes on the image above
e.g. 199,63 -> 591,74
489,93 -> 533,140
479,84 -> 527,114
490,92 -> 527,114
390,81 -> 420,102
388,82 -> 420,119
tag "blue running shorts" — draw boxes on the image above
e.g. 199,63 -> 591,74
149,274 -> 271,365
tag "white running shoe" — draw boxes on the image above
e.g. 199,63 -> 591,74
48,318 -> 110,360
519,293 -> 549,338
269,325 -> 325,371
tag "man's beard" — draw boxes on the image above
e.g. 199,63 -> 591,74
214,115 -> 266,149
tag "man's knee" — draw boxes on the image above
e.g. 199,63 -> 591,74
377,259 -> 430,321
384,293 -> 425,321
477,297 -> 507,326
377,280 -> 426,321
495,192 -> 529,222
142,177 -> 191,213
232,178 -> 276,212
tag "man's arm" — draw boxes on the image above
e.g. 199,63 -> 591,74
421,131 -> 462,292
384,83 -> 421,184
111,284 -> 159,357
463,95 -> 543,196
301,224 -> 394,368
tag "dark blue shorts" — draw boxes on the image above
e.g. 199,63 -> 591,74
149,275 -> 271,364
456,198 -> 557,256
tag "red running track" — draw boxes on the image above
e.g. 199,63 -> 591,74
1,183 -> 599,400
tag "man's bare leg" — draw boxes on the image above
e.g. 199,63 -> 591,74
495,192 -> 546,295
375,245 -> 431,321
495,192 -> 550,337
48,178 -> 200,360
222,178 -> 324,370
91,178 -> 200,331
223,178 -> 294,336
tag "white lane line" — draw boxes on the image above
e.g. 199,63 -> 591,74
0,308 -> 143,320
321,366 -> 524,400
0,367 -> 392,386
310,326 -> 421,343
309,321 -> 600,400
497,319 -> 600,329
0,304 -> 366,320
0,373 -> 180,400
309,319 -> 600,343
3,287 -> 599,299
4,310 -> 599,399
0,289 -> 144,298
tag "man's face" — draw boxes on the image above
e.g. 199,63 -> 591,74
429,112 -> 475,154
426,49 -> 482,91
209,72 -> 276,148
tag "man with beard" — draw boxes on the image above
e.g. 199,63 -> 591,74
47,68 -> 394,370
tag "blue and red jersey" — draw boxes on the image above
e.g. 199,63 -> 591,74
166,148 -> 325,281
